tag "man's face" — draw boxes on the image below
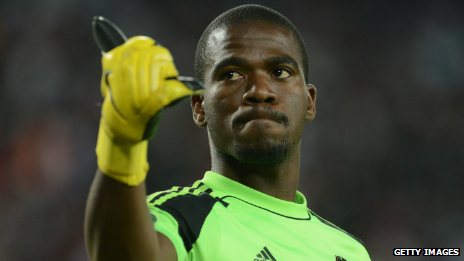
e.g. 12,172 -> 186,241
192,22 -> 316,165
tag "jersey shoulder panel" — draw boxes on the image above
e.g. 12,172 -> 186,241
147,181 -> 228,253
308,208 -> 367,248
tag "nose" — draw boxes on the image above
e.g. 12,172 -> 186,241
242,73 -> 277,105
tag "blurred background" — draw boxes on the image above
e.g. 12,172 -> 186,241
0,0 -> 463,260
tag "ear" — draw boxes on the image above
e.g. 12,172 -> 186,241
305,84 -> 316,122
191,94 -> 207,127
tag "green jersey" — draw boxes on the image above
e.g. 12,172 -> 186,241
146,171 -> 370,261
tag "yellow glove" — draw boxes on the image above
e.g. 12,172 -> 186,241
96,36 -> 203,186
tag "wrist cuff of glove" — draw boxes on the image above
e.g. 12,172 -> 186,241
96,120 -> 149,186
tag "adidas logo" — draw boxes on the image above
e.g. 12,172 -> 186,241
253,246 -> 276,261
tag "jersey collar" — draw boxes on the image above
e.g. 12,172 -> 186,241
202,171 -> 309,219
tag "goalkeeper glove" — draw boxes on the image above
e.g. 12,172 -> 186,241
95,36 -> 203,186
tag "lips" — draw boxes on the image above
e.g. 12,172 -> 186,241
232,107 -> 289,129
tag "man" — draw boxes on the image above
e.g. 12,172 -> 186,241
85,4 -> 371,261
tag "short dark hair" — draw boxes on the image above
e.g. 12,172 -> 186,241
194,4 -> 309,84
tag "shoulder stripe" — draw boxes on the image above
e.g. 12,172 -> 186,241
171,186 -> 182,192
308,209 -> 366,248
149,186 -> 199,206
191,180 -> 204,189
148,192 -> 172,204
147,182 -> 227,252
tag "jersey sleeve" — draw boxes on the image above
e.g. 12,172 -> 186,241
147,192 -> 189,261
146,183 -> 223,261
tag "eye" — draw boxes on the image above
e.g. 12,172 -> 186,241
222,71 -> 243,81
272,68 -> 291,79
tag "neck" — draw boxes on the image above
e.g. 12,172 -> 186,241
210,143 -> 301,202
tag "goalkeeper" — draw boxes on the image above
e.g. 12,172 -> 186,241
85,4 -> 371,261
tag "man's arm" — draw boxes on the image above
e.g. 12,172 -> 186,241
84,36 -> 201,261
84,169 -> 177,261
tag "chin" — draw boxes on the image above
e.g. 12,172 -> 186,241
232,135 -> 292,165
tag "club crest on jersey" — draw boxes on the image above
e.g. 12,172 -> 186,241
149,212 -> 159,224
335,255 -> 347,261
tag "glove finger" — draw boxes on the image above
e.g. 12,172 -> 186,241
105,72 -> 127,120
102,47 -> 127,117
141,78 -> 194,119
100,70 -> 109,98
124,36 -> 155,49
163,79 -> 197,106
131,44 -> 175,111
154,58 -> 179,90
101,52 -> 118,99
128,47 -> 142,111
101,36 -> 155,96
150,45 -> 174,63
128,40 -> 163,109
137,45 -> 164,107
111,48 -> 134,119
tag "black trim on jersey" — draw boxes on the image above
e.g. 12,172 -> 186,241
187,182 -> 205,190
221,196 -> 311,220
149,192 -> 172,203
151,183 -> 203,203
157,190 -> 224,252
308,209 -> 366,248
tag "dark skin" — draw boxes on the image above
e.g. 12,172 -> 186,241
192,22 -> 316,202
85,21 -> 316,261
